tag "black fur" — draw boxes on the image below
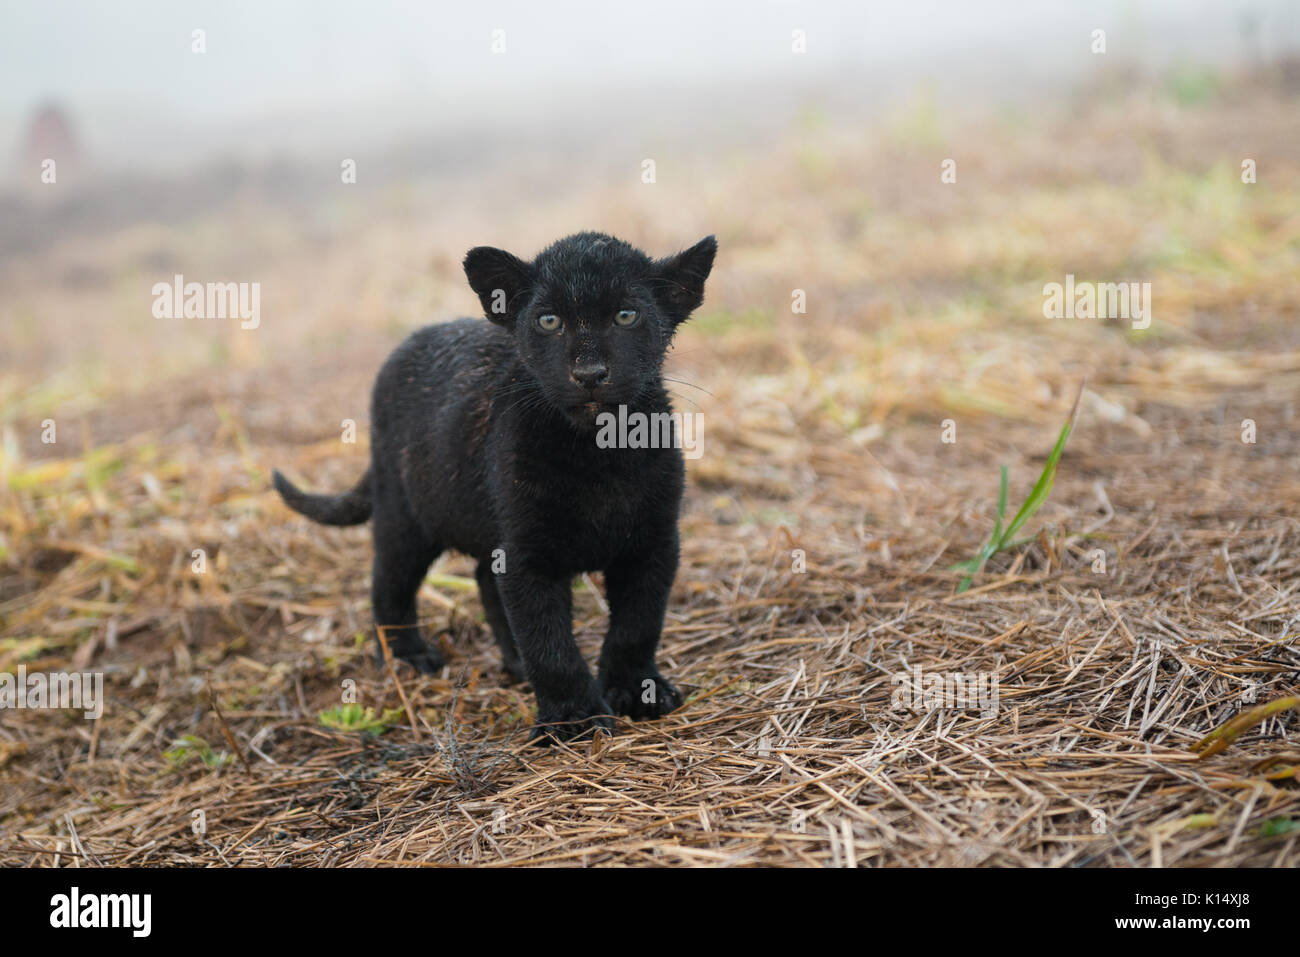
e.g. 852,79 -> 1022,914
273,231 -> 717,742
272,467 -> 372,525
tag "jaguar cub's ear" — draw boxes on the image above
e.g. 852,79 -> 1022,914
463,246 -> 535,325
652,235 -> 717,323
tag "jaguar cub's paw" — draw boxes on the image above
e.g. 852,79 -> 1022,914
376,633 -> 446,675
530,696 -> 615,745
600,671 -> 683,721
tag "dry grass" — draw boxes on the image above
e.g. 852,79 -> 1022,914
3,70 -> 1300,866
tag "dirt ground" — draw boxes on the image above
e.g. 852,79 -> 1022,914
3,69 -> 1300,866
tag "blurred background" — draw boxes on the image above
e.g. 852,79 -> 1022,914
3,0 -> 1298,416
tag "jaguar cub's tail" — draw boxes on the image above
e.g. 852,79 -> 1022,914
272,468 -> 373,526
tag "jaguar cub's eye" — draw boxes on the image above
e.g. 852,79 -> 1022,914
614,309 -> 639,327
536,314 -> 562,332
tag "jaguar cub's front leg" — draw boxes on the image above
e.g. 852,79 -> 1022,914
598,542 -> 683,721
497,567 -> 613,743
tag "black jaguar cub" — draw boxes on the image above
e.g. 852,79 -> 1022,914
274,232 -> 716,742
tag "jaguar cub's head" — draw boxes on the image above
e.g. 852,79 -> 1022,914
463,231 -> 716,427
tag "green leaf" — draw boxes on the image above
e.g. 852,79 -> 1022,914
951,384 -> 1083,593
992,465 -> 1008,542
318,703 -> 404,736
1258,817 -> 1300,838
1001,417 -> 1072,545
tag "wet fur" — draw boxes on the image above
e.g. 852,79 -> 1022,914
274,232 -> 716,741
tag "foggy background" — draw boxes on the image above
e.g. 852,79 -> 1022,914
2,0 -> 1299,414
2,0 -> 1296,174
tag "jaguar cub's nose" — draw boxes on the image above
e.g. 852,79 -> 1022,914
570,362 -> 610,389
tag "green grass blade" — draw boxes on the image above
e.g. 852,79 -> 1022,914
1000,387 -> 1082,544
992,465 -> 1008,543
951,383 -> 1084,592
1001,419 -> 1070,543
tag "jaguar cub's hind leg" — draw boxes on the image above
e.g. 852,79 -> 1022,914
475,559 -> 524,681
370,507 -> 444,674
